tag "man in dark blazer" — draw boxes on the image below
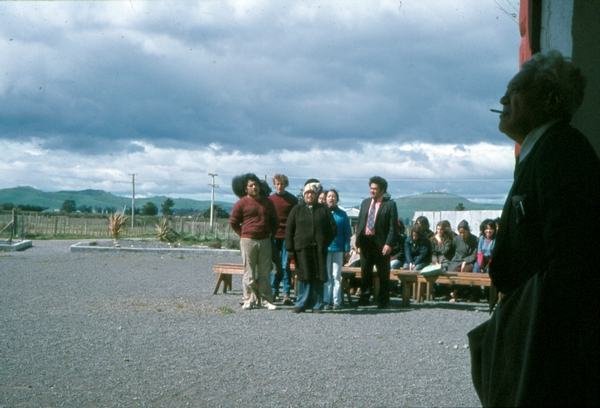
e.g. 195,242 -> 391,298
355,176 -> 398,308
468,50 -> 600,407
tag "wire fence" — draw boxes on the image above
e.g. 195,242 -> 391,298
0,213 -> 236,241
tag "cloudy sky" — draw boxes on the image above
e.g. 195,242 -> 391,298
1,0 -> 522,207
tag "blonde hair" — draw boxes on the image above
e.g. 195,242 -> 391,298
272,173 -> 289,187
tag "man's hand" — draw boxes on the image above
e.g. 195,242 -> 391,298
382,244 -> 392,256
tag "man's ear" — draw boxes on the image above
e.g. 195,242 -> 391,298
544,90 -> 561,113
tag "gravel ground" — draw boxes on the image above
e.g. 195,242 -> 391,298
1,240 -> 488,407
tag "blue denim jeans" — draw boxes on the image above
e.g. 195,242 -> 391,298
270,238 -> 291,297
324,251 -> 343,307
403,262 -> 426,271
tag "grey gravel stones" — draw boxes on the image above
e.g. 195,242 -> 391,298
1,240 -> 488,407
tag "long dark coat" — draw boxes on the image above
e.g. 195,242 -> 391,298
285,203 -> 336,282
468,121 -> 600,407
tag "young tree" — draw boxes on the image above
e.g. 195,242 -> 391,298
161,198 -> 175,216
202,205 -> 230,219
142,202 -> 159,216
61,200 -> 77,213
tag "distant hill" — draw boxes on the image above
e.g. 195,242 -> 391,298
394,192 -> 503,221
1,187 -> 501,219
0,186 -> 233,213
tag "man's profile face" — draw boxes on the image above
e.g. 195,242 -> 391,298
246,180 -> 260,199
369,183 -> 384,200
498,69 -> 546,144
274,180 -> 285,194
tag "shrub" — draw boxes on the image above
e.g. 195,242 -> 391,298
108,213 -> 128,241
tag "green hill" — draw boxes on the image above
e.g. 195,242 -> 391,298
1,187 -> 501,219
394,192 -> 503,221
0,186 -> 232,213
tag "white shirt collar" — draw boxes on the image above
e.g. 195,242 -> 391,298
518,119 -> 560,163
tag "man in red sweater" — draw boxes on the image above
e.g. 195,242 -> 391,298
229,173 -> 279,310
268,174 -> 298,305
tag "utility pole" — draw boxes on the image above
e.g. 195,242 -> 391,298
130,173 -> 136,228
208,173 -> 219,230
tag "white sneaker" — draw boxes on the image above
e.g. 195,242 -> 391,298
242,301 -> 252,310
262,301 -> 278,310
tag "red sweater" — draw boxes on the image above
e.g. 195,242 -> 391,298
268,192 -> 299,239
229,195 -> 278,239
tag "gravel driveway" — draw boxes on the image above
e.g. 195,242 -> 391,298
1,240 -> 488,407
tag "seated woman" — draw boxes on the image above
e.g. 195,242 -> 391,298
345,229 -> 362,296
448,220 -> 479,301
390,220 -> 407,270
430,220 -> 455,272
415,216 -> 435,239
473,219 -> 496,273
470,219 -> 497,302
403,227 -> 432,271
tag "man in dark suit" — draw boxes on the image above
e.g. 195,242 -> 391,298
355,176 -> 398,308
469,50 -> 600,407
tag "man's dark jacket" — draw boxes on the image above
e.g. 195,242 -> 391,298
469,121 -> 600,407
355,197 -> 398,251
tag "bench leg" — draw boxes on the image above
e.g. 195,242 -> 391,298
417,281 -> 425,303
213,273 -> 233,294
223,274 -> 232,293
401,281 -> 412,307
213,273 -> 224,294
342,276 -> 352,306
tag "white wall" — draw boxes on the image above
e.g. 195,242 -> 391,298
540,0 -> 573,56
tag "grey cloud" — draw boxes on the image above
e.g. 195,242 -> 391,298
0,1 -> 519,157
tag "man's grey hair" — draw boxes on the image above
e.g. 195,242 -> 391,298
522,50 -> 587,121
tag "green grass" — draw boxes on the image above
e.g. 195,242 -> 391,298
218,306 -> 235,314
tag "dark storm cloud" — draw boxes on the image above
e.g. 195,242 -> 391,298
0,1 -> 519,157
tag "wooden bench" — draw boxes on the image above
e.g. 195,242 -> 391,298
212,263 -> 361,298
212,263 -> 493,307
393,270 -> 493,306
212,263 -> 399,305
212,263 -> 246,294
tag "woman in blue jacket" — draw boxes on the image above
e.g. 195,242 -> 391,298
403,227 -> 432,271
324,189 -> 351,310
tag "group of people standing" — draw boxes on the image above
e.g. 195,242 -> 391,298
229,174 -> 396,312
228,171 -> 500,309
